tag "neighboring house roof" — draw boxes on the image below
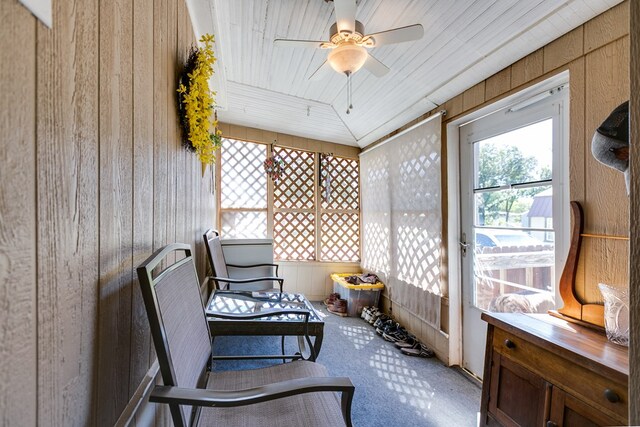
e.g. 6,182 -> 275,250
526,189 -> 553,218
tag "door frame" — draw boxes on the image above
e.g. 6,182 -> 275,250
446,71 -> 570,367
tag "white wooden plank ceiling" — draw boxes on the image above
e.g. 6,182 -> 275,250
187,0 -> 622,147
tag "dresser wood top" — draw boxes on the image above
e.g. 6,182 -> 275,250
482,312 -> 628,377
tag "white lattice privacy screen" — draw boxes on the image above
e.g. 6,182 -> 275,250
360,114 -> 443,328
220,138 -> 268,238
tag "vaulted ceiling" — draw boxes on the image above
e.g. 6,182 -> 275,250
188,0 -> 622,147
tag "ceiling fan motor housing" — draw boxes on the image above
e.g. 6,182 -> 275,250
330,20 -> 366,44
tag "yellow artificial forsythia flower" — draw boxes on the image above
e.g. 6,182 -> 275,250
178,33 -> 222,164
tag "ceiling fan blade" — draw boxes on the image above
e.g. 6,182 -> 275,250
308,60 -> 331,81
274,39 -> 326,49
363,53 -> 390,77
365,24 -> 424,46
334,0 -> 356,34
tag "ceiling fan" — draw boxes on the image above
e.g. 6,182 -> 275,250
274,0 -> 424,114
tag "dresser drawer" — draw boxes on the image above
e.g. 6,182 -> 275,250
492,327 -> 628,422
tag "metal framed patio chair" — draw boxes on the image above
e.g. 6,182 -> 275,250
203,229 -> 284,292
137,243 -> 354,427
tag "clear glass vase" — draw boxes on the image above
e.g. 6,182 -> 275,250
598,283 -> 629,347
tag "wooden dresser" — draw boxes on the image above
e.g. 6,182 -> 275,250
480,312 -> 629,427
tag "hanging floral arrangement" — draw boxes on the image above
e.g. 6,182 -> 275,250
263,144 -> 286,182
177,33 -> 222,165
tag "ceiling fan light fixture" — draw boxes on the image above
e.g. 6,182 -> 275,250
327,43 -> 368,74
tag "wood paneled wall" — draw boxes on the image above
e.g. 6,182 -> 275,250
629,1 -> 639,422
371,1 -> 631,307
218,122 -> 361,159
0,0 -> 214,425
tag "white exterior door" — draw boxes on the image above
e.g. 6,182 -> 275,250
458,85 -> 569,378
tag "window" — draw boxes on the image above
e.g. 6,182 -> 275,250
219,138 -> 268,238
319,155 -> 360,262
273,146 -> 317,260
218,139 -> 360,262
460,84 -> 569,312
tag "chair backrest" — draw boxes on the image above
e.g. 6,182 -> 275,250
203,229 -> 230,280
137,243 -> 212,427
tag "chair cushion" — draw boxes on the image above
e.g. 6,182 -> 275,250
199,361 -> 346,427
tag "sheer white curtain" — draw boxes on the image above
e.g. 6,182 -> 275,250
360,114 -> 442,327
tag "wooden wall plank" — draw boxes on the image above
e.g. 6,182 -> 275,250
485,67 -> 511,100
582,36 -> 630,302
97,0 -> 134,423
186,26 -> 206,280
0,2 -> 36,425
36,0 -> 100,425
462,81 -> 485,111
130,0 -> 154,403
153,0 -> 169,258
149,8 -> 169,423
442,93 -> 464,119
246,126 -> 263,142
567,58 -> 587,301
166,0 -> 178,263
222,123 -> 361,159
184,12 -> 193,253
584,1 -> 630,54
568,58 -> 587,205
229,123 -> 248,141
543,26 -> 584,73
583,36 -> 630,235
629,1 -> 640,421
511,49 -> 544,88
149,5 -> 172,427
175,0 -> 189,248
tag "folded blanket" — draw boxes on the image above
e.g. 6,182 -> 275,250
345,273 -> 380,285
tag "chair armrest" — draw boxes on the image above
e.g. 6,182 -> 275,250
212,276 -> 284,292
149,376 -> 355,413
208,308 -> 310,321
211,276 -> 283,285
227,263 -> 280,276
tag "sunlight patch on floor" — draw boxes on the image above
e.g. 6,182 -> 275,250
368,347 -> 436,418
338,324 -> 376,350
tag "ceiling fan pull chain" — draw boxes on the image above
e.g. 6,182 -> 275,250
346,72 -> 353,114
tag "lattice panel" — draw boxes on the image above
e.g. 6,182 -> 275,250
320,213 -> 360,262
221,138 -> 267,208
321,156 -> 360,210
360,148 -> 390,213
394,212 -> 441,295
273,211 -> 315,261
273,147 -> 315,209
361,212 -> 390,274
221,211 -> 267,239
391,133 -> 441,212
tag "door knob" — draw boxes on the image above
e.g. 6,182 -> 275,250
459,232 -> 469,256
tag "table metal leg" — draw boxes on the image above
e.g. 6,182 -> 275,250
313,333 -> 323,360
297,335 -> 314,361
281,335 -> 286,364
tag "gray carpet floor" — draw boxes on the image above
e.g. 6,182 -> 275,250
212,302 -> 481,427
